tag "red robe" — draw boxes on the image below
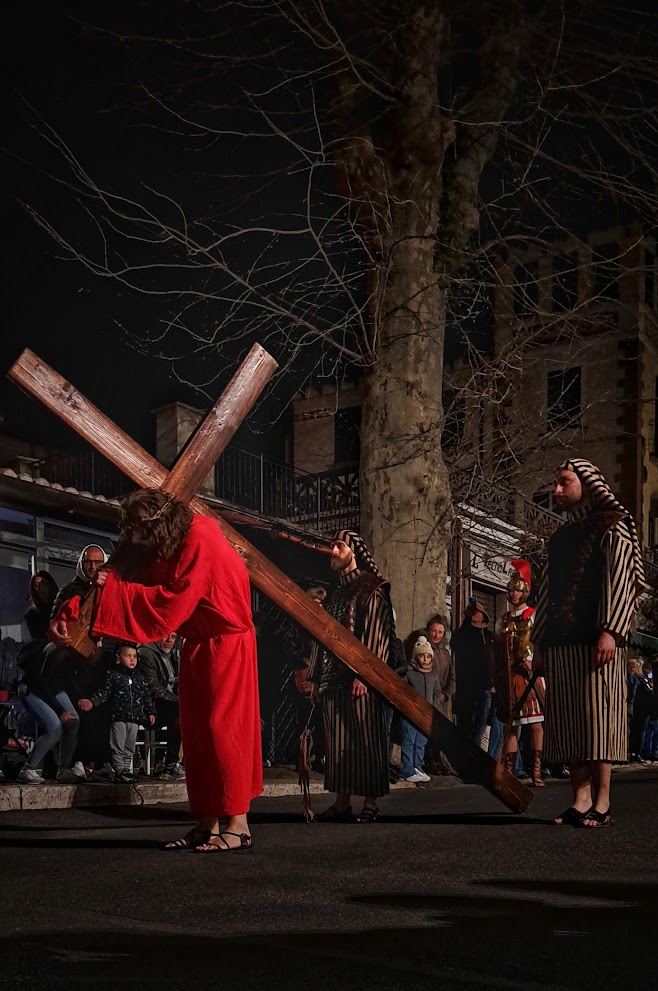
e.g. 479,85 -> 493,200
88,514 -> 262,817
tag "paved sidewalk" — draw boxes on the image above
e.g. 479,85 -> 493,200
2,757 -> 649,813
0,765 -> 323,812
0,765 -> 424,812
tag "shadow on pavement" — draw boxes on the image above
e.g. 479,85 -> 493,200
3,879 -> 656,991
350,878 -> 656,934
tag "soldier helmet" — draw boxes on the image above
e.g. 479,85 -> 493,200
507,559 -> 531,601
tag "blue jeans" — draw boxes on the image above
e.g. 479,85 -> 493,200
487,717 -> 504,759
23,692 -> 80,771
642,719 -> 658,758
472,690 -> 492,747
399,719 -> 428,779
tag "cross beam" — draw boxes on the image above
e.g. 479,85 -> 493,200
8,349 -> 532,813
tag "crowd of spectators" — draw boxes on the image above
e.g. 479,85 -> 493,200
0,549 -> 185,786
4,547 -> 657,789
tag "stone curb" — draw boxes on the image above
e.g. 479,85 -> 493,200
0,778 -> 328,812
0,772 -> 447,813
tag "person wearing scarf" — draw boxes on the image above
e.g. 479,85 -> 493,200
532,459 -> 647,828
311,530 -> 393,824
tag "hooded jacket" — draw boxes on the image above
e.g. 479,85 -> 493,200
451,615 -> 494,699
91,666 -> 156,724
50,544 -> 109,619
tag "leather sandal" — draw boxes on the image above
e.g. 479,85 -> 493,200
315,805 -> 353,823
355,804 -> 379,824
552,806 -> 593,826
163,828 -> 211,851
195,830 -> 253,853
578,808 -> 613,828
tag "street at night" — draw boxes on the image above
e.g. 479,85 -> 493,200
1,771 -> 656,991
3,5 -> 658,990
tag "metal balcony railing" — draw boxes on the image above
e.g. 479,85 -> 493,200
214,449 -> 360,535
451,471 -> 563,539
24,451 -> 135,500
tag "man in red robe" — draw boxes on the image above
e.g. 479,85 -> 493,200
51,488 -> 262,852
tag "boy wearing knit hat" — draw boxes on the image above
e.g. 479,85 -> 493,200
399,636 -> 442,783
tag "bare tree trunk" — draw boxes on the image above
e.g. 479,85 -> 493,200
361,236 -> 452,636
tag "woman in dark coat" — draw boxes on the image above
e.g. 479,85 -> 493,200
24,571 -> 59,640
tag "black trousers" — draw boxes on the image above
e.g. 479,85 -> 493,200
154,699 -> 181,766
74,704 -> 112,766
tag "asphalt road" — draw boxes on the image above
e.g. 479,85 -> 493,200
1,769 -> 657,991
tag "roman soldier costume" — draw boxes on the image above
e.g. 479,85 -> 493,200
495,559 -> 545,786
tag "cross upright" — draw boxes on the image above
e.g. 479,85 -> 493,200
8,347 -> 532,813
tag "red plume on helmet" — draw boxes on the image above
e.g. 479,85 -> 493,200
507,559 -> 531,600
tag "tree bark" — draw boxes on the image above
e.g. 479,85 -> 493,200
361,240 -> 452,636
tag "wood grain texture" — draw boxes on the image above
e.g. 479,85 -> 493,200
66,588 -> 101,659
162,343 -> 278,503
8,348 -> 532,813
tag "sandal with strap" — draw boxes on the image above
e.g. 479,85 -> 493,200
163,828 -> 212,851
315,805 -> 353,823
195,830 -> 253,853
578,808 -> 613,828
355,803 -> 379,824
552,806 -> 593,826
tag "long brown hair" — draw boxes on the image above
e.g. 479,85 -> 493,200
119,488 -> 193,560
29,570 -> 58,608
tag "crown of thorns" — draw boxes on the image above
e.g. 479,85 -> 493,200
124,492 -> 172,526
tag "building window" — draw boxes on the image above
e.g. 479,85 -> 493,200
592,243 -> 619,301
547,367 -> 581,428
513,262 -> 539,317
334,406 -> 361,464
552,254 -> 579,311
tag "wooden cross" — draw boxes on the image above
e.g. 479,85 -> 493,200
8,348 -> 532,814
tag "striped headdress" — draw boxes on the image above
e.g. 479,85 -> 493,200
333,530 -> 385,581
557,458 -> 648,598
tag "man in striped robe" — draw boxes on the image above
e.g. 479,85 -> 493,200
533,459 -> 647,828
312,530 -> 393,824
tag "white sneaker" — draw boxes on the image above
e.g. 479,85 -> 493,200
72,761 -> 87,779
17,766 -> 45,784
56,768 -> 81,784
401,771 -> 426,783
414,768 -> 431,782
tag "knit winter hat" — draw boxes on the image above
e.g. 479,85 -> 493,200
412,636 -> 433,660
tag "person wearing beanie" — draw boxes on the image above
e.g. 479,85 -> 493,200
398,636 -> 441,783
451,598 -> 495,746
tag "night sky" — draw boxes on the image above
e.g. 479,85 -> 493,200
3,4 -> 654,464
2,4 -> 296,459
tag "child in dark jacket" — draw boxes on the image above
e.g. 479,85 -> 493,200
399,636 -> 442,783
78,644 -> 155,782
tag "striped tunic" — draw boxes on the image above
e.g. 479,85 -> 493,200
317,569 -> 391,798
533,511 -> 638,762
